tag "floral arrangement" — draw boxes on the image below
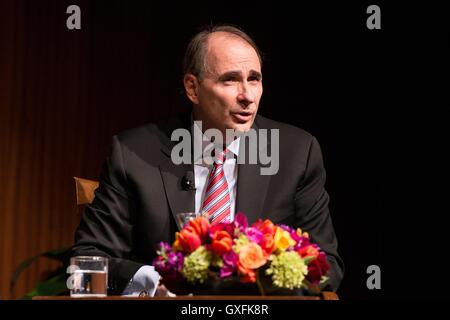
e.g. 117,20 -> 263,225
152,213 -> 330,295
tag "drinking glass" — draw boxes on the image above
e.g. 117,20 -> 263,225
175,212 -> 198,230
68,256 -> 108,298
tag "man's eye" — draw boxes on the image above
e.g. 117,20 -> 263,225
223,77 -> 237,82
248,76 -> 261,82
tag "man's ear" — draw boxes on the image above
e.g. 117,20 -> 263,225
183,74 -> 200,104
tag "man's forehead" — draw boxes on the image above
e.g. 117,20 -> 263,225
206,33 -> 261,71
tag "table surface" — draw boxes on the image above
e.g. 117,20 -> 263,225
32,292 -> 339,300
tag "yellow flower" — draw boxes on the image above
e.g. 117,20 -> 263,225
296,228 -> 309,238
274,227 -> 296,251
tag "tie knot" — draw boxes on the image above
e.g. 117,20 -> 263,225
214,148 -> 227,165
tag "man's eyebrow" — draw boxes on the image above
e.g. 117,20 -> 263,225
218,70 -> 262,80
218,71 -> 242,80
249,70 -> 262,79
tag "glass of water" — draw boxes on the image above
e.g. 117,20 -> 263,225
175,212 -> 198,230
69,256 -> 108,298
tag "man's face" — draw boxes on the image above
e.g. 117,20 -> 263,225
185,32 -> 263,134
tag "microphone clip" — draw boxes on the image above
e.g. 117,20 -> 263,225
182,172 -> 196,191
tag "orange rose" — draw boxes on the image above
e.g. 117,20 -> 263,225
173,226 -> 201,253
237,259 -> 257,283
211,230 -> 233,256
254,219 -> 276,236
297,245 -> 320,259
187,216 -> 210,241
238,242 -> 266,270
259,233 -> 276,257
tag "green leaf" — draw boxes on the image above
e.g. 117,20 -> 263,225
21,272 -> 69,299
10,247 -> 71,292
303,256 -> 314,264
320,276 -> 329,284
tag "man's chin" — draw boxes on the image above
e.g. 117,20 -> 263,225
228,121 -> 254,133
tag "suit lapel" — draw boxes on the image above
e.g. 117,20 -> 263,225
159,155 -> 195,224
158,114 -> 195,226
235,119 -> 272,223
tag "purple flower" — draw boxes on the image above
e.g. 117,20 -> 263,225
220,264 -> 235,278
233,212 -> 248,231
294,236 -> 312,250
220,250 -> 238,278
152,242 -> 184,279
289,230 -> 301,243
279,224 -> 294,234
244,227 -> 263,243
156,241 -> 172,255
168,252 -> 184,270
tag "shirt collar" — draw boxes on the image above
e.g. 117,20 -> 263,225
192,120 -> 240,164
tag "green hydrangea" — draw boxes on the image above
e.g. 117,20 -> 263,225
182,246 -> 211,284
211,254 -> 224,268
232,234 -> 249,253
265,251 -> 308,289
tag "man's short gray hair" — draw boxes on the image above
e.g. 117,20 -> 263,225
182,25 -> 263,79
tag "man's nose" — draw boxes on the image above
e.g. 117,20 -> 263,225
237,83 -> 255,107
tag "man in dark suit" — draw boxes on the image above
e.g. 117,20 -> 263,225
72,25 -> 344,296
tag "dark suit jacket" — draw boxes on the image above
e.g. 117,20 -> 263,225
72,114 -> 344,294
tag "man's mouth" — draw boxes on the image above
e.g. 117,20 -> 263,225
231,112 -> 253,123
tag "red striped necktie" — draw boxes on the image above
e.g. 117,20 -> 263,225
201,148 -> 231,225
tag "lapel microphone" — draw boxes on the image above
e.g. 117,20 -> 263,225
182,171 -> 196,191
